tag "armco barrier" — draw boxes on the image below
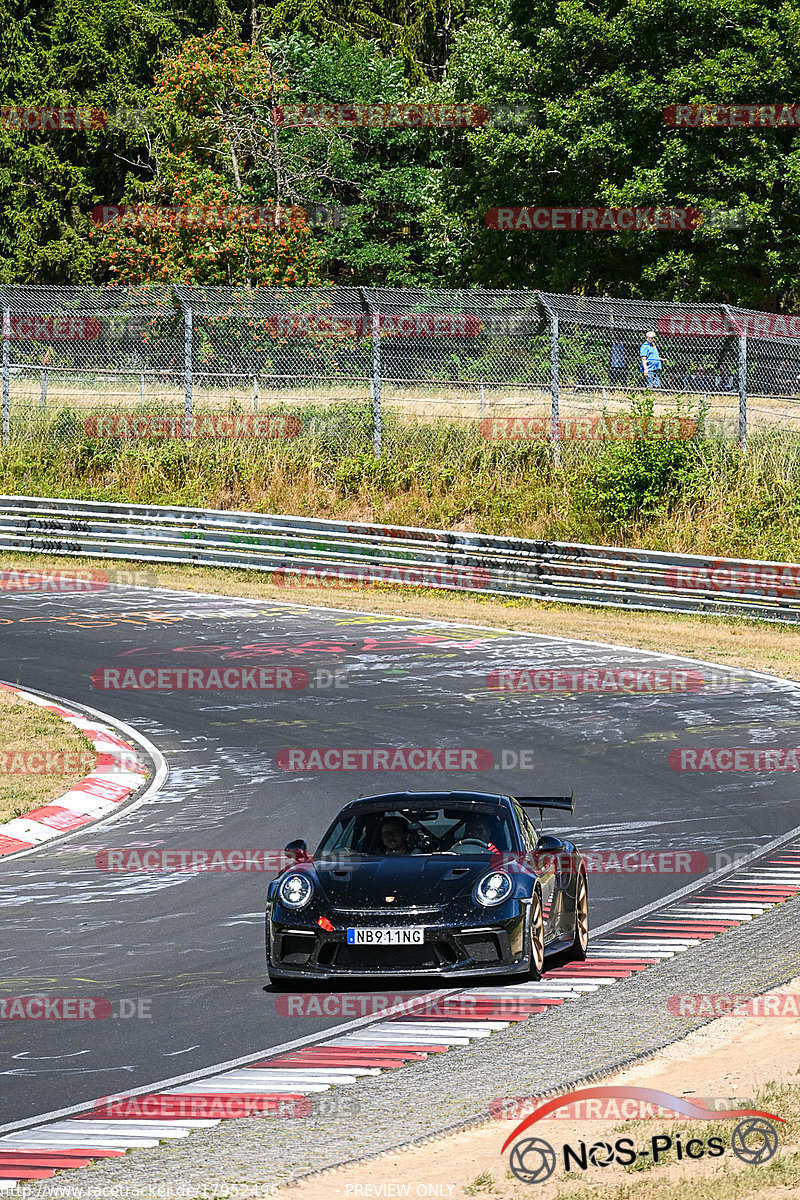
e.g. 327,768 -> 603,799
0,495 -> 799,623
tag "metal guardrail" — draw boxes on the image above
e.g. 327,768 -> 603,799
0,495 -> 798,624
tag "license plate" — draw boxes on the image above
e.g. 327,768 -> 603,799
346,927 -> 424,945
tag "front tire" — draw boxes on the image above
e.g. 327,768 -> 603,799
568,870 -> 589,961
528,890 -> 545,980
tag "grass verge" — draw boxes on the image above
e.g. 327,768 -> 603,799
0,687 -> 97,823
3,396 -> 800,560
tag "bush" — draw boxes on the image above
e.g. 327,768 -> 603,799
576,397 -> 702,524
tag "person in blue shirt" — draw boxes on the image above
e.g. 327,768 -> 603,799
640,331 -> 662,387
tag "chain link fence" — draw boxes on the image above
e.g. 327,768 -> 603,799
1,285 -> 799,457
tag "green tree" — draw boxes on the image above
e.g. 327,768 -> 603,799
92,29 -> 323,285
428,0 -> 800,307
0,0 -> 192,282
255,33 -> 448,285
257,0 -> 467,80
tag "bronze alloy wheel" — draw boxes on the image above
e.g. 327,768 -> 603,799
573,871 -> 589,959
529,890 -> 545,979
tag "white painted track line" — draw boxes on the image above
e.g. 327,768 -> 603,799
162,1081 -> 331,1094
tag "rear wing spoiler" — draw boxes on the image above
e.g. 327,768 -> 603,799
516,793 -> 575,815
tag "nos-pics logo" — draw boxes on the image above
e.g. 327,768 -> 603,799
502,1086 -> 782,1184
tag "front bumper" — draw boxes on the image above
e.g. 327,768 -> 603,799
267,905 -> 529,980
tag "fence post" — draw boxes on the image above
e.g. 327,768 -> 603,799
359,288 -> 381,456
1,305 -> 9,447
183,305 -> 193,434
40,369 -> 48,409
171,285 -> 193,435
723,305 -> 747,450
537,294 -> 560,465
371,311 -> 382,456
737,334 -> 747,450
253,376 -> 259,412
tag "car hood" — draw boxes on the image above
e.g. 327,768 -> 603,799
312,856 -> 493,908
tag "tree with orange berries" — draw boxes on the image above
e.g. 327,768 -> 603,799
92,30 -> 323,286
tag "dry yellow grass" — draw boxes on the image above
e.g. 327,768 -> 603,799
8,377 -> 791,427
0,687 -> 97,822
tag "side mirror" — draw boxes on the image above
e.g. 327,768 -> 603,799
284,838 -> 310,863
536,835 -> 562,851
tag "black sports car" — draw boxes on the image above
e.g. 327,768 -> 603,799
266,790 -> 588,986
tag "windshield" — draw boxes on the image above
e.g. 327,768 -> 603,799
316,805 -> 517,858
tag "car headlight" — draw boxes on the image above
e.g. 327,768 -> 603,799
279,873 -> 314,909
473,870 -> 513,906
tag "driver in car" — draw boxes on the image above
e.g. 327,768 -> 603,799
464,816 -> 500,854
380,816 -> 409,855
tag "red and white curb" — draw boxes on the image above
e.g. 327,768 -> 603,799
1,843 -> 799,1190
0,682 -> 149,859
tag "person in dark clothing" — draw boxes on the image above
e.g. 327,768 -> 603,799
609,339 -> 627,386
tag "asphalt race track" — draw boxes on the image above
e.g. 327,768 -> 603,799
2,583 -> 799,1128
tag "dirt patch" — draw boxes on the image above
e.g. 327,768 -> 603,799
0,686 -> 97,822
280,979 -> 800,1200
